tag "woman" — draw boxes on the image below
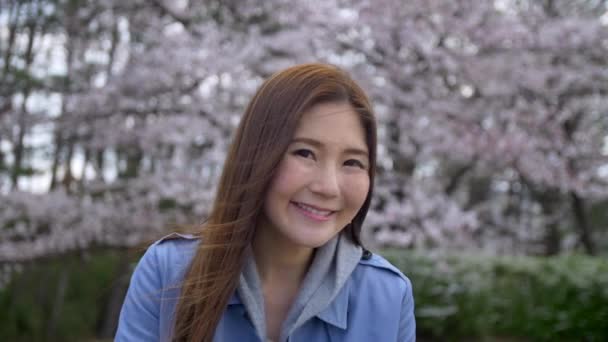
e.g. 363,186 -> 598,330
115,63 -> 415,341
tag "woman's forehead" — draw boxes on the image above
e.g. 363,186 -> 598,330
293,102 -> 367,152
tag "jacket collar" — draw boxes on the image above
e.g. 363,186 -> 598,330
227,283 -> 352,330
315,274 -> 351,330
228,234 -> 361,333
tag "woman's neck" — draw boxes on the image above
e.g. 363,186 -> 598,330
251,228 -> 315,286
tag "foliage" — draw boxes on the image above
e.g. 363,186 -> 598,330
3,249 -> 607,341
0,250 -> 126,342
383,249 -> 608,341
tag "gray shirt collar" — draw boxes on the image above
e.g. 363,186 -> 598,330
235,233 -> 362,342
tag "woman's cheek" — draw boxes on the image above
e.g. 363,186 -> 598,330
271,158 -> 309,191
343,174 -> 370,206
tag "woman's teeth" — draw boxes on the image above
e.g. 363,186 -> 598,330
294,202 -> 332,216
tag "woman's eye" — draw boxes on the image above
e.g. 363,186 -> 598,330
344,159 -> 365,169
293,149 -> 315,159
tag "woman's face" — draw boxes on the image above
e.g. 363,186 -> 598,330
259,102 -> 370,249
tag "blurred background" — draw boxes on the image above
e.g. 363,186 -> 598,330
1,0 -> 607,340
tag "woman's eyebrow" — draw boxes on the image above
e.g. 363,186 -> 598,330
292,137 -> 323,148
344,148 -> 369,158
292,137 -> 369,156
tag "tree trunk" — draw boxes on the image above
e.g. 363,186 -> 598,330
445,162 -> 474,195
10,2 -> 38,189
106,16 -> 119,77
10,93 -> 29,190
61,138 -> 75,192
78,147 -> 90,189
1,0 -> 21,85
49,132 -> 63,190
95,149 -> 106,183
530,186 -> 563,256
50,6 -> 75,191
543,220 -> 561,256
125,148 -> 143,178
88,15 -> 120,186
45,267 -> 70,341
570,192 -> 596,255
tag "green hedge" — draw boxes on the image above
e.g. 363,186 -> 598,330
383,250 -> 608,341
2,249 -> 607,341
0,251 -> 125,342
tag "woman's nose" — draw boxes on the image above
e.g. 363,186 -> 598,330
308,164 -> 340,198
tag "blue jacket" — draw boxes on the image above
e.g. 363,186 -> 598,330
115,233 -> 416,341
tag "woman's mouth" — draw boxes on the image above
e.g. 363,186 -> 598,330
292,201 -> 335,221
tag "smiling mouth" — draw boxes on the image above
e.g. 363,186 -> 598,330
292,201 -> 335,221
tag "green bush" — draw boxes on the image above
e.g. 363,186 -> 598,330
382,250 -> 608,341
0,251 -> 126,342
2,249 -> 607,341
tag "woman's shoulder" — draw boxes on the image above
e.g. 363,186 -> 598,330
152,231 -> 199,255
150,232 -> 200,253
138,232 -> 200,284
341,251 -> 415,337
354,253 -> 416,341
358,252 -> 408,278
351,252 -> 412,295
117,233 -> 200,340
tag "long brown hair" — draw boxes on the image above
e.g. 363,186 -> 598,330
172,63 -> 377,341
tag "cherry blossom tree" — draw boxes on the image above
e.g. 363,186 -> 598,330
342,0 -> 608,254
1,0 -> 607,264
